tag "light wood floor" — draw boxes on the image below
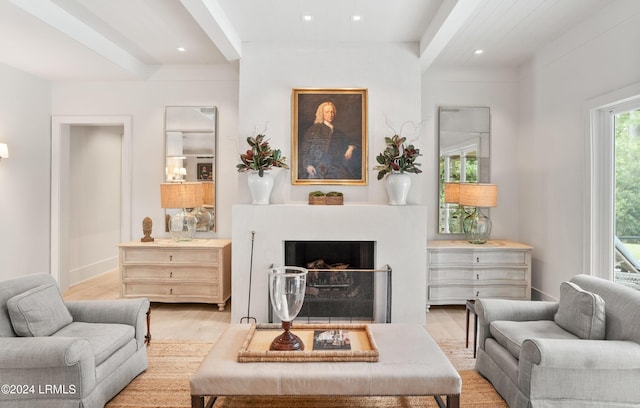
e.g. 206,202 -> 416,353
63,270 -> 469,344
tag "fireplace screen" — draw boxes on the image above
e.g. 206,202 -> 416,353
283,241 -> 376,322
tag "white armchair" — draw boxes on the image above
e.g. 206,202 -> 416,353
0,273 -> 149,408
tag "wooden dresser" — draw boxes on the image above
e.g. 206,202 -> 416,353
427,240 -> 532,306
119,239 -> 231,310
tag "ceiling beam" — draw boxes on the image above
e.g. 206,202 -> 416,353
419,0 -> 481,72
180,0 -> 241,61
9,0 -> 149,78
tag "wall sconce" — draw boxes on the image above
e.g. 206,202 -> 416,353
0,143 -> 8,159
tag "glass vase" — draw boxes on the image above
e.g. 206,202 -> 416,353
268,266 -> 308,351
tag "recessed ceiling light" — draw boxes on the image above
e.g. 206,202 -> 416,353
177,47 -> 186,52
302,14 -> 314,22
351,15 -> 362,22
474,49 -> 484,55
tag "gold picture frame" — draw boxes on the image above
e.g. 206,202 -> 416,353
292,88 -> 367,185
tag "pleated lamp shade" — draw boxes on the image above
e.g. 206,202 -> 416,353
444,182 -> 460,204
160,182 -> 203,209
458,183 -> 498,208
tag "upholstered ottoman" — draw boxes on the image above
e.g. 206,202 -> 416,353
190,323 -> 461,407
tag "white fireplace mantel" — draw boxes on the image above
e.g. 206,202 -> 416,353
231,204 -> 427,324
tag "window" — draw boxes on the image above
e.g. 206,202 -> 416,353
587,84 -> 640,287
439,143 -> 478,233
614,109 -> 640,289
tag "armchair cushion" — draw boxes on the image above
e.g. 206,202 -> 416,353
554,281 -> 606,339
7,283 -> 72,336
53,322 -> 134,365
490,320 -> 578,359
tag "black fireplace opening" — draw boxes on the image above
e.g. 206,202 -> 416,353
284,240 -> 375,322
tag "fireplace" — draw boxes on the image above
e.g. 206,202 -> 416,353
281,240 -> 379,322
231,204 -> 427,324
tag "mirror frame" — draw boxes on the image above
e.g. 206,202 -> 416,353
164,106 -> 217,234
438,106 -> 490,234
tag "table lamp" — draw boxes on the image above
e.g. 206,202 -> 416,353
458,183 -> 498,244
443,182 -> 464,233
443,182 -> 460,204
160,182 -> 203,241
194,182 -> 213,231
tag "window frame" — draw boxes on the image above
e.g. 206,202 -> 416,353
586,83 -> 640,280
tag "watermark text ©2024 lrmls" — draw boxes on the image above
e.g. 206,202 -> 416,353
1,383 -> 77,395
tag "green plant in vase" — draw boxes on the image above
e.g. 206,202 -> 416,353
375,127 -> 422,205
374,134 -> 422,180
236,134 -> 289,177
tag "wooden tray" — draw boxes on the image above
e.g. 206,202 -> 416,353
237,323 -> 379,363
308,196 -> 326,205
326,196 -> 343,205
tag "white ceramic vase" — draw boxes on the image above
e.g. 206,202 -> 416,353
385,172 -> 411,205
247,171 -> 274,205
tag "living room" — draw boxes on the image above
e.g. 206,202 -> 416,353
1,0 -> 640,407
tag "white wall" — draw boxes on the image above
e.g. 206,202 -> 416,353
421,68 -> 520,242
237,42 -> 424,205
51,65 -> 239,240
68,125 -> 121,284
0,63 -> 51,280
517,0 -> 640,299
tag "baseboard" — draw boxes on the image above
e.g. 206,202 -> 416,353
531,287 -> 557,302
69,256 -> 118,286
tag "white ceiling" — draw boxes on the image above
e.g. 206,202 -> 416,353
0,0 -> 609,81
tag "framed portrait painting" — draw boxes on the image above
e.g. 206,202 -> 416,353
197,162 -> 213,180
292,88 -> 367,185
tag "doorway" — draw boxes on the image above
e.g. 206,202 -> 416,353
51,116 -> 132,290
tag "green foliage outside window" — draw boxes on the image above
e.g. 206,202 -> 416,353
615,110 -> 640,260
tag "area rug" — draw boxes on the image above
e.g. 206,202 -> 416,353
106,339 -> 506,408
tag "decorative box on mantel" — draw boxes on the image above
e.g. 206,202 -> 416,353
231,204 -> 427,324
426,239 -> 532,306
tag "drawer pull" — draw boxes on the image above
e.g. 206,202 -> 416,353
476,273 -> 479,280
170,288 -> 173,294
170,272 -> 173,278
476,256 -> 480,263
476,291 -> 480,297
169,255 -> 173,261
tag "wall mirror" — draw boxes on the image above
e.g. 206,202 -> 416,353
438,106 -> 490,234
165,106 -> 217,233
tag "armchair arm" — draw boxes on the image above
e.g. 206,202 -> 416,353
65,298 -> 150,348
0,337 -> 96,399
519,339 -> 640,404
476,299 -> 558,351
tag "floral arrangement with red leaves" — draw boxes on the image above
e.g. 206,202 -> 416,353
374,134 -> 422,180
236,134 -> 289,177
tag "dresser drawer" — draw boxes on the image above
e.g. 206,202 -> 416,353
426,240 -> 532,306
429,268 -> 528,283
122,248 -> 219,264
428,250 -> 529,266
119,239 -> 231,308
428,284 -> 528,301
122,265 -> 218,282
124,282 -> 220,298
